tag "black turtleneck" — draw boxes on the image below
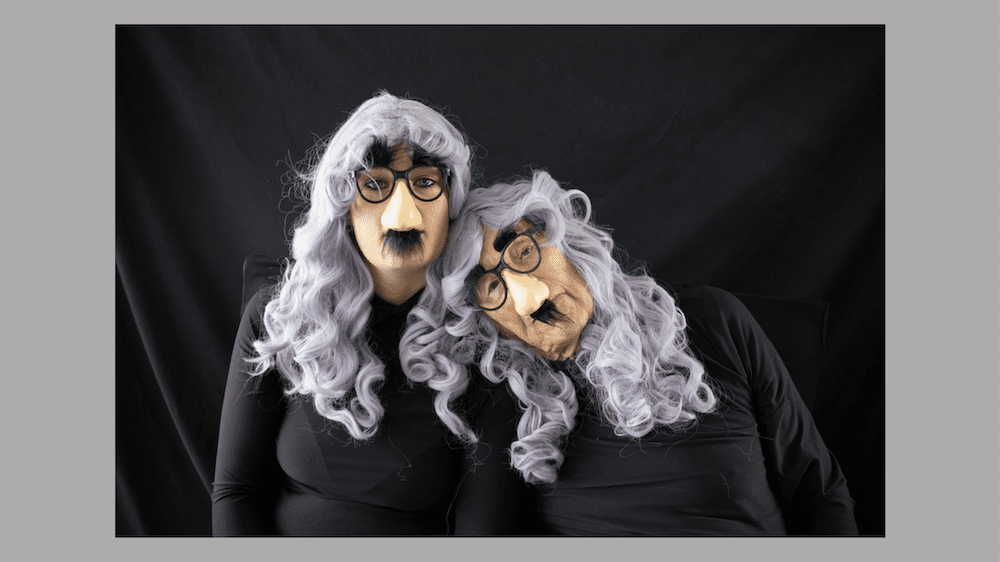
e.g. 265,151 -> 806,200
212,288 -> 529,535
535,286 -> 857,535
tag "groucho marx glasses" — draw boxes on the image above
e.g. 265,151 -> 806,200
349,164 -> 451,204
471,224 -> 545,311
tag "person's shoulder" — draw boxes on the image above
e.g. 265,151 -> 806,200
667,285 -> 761,378
242,286 -> 277,327
672,285 -> 748,325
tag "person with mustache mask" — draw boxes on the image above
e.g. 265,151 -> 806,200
419,170 -> 857,535
212,92 -> 529,535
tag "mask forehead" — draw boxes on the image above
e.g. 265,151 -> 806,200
387,143 -> 413,170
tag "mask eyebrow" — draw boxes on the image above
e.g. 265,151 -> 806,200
365,138 -> 394,167
464,264 -> 486,299
410,146 -> 441,168
493,226 -> 519,253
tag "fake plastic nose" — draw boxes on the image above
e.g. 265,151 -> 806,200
381,178 -> 422,230
503,270 -> 550,317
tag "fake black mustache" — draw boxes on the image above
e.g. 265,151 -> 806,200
381,229 -> 423,258
530,299 -> 567,325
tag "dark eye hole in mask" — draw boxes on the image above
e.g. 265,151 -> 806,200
382,229 -> 423,259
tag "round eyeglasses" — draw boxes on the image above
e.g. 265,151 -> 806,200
472,224 -> 544,311
350,164 -> 450,204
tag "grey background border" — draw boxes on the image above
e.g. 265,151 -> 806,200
7,0 -> 997,559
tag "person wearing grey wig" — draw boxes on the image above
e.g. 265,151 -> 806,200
212,92 -> 529,535
418,170 -> 858,535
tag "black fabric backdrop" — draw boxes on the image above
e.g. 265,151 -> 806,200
116,26 -> 884,536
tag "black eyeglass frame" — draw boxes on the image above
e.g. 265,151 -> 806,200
471,224 -> 545,311
349,164 -> 451,204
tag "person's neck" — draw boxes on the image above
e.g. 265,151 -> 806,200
366,261 -> 427,305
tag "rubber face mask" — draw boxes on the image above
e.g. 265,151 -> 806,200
348,141 -> 451,280
473,219 -> 594,361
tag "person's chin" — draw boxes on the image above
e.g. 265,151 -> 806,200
383,249 -> 428,269
536,342 -> 577,362
527,325 -> 580,361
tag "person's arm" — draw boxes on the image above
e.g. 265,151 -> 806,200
449,370 -> 540,535
708,287 -> 858,535
211,291 -> 284,536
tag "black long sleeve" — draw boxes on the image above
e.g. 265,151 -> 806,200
212,289 -> 533,535
535,285 -> 857,535
682,286 -> 858,535
211,291 -> 283,535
